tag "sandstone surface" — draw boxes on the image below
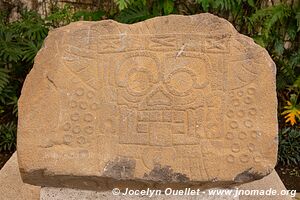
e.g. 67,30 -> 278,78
1,153 -> 291,200
17,13 -> 278,190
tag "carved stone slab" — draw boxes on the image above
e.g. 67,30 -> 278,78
17,14 -> 278,190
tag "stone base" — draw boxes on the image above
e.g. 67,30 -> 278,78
40,187 -> 239,200
0,152 -> 294,200
239,170 -> 293,200
0,152 -> 40,200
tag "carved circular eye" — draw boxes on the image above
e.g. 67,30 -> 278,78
165,68 -> 196,96
127,69 -> 152,95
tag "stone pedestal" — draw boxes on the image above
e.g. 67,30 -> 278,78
40,187 -> 238,200
0,153 -> 40,200
0,153 -> 295,200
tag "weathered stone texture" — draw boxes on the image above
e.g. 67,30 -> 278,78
17,14 -> 278,190
0,153 -> 40,200
40,187 -> 239,200
0,154 -> 291,200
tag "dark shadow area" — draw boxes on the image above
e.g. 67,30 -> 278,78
276,164 -> 300,192
0,151 -> 13,169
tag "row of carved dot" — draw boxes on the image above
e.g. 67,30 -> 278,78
227,108 -> 256,118
228,87 -> 256,98
74,88 -> 95,98
64,134 -> 88,145
229,119 -> 254,129
226,131 -> 262,140
231,142 -> 256,153
63,123 -> 94,135
226,154 -> 261,163
230,97 -> 254,106
69,101 -> 98,110
69,113 -> 95,122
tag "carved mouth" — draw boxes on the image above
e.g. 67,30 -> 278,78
137,110 -> 186,123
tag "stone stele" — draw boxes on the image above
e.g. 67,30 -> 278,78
17,13 -> 278,191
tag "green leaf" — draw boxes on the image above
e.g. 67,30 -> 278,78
115,0 -> 133,11
295,10 -> 300,31
277,73 -> 288,90
0,68 -> 9,94
286,22 -> 297,40
73,10 -> 105,21
7,95 -> 18,117
247,0 -> 255,8
116,2 -> 151,24
252,36 -> 266,48
250,4 -> 291,38
274,39 -> 284,56
195,0 -> 210,12
293,76 -> 300,88
0,122 -> 16,152
22,41 -> 42,63
163,0 -> 174,15
278,128 -> 300,165
289,48 -> 300,67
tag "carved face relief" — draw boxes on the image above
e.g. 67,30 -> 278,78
59,28 -> 267,180
18,15 -> 277,189
113,52 -> 210,146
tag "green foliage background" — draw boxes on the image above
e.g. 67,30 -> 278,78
0,0 -> 299,165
